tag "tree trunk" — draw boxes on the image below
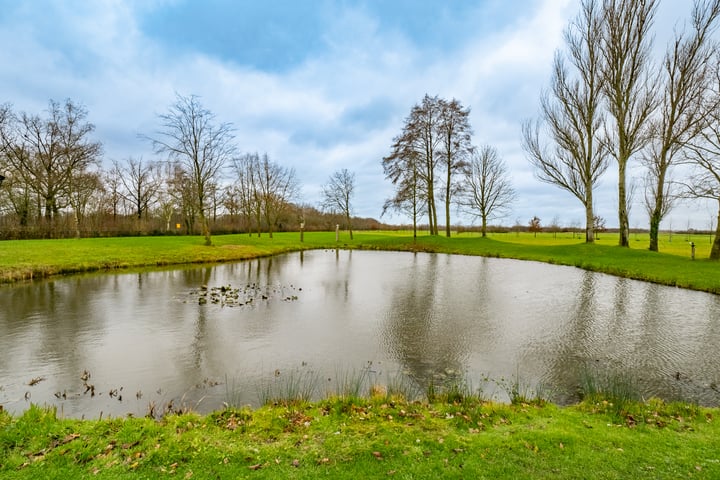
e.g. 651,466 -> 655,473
346,213 -> 353,240
585,182 -> 595,243
426,198 -> 435,235
648,167 -> 667,252
481,213 -> 487,238
74,211 -> 81,239
412,193 -> 418,244
585,205 -> 595,243
618,162 -> 629,247
200,211 -> 212,246
648,210 -> 661,252
445,169 -> 451,237
711,204 -> 720,260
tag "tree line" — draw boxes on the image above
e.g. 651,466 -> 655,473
523,0 -> 720,259
0,95 -> 368,242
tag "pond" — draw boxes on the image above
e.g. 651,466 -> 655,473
1,249 -> 719,418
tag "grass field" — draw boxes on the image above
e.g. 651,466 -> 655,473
1,230 -> 719,293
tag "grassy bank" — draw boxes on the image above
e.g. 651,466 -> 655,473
1,396 -> 717,479
1,230 -> 719,293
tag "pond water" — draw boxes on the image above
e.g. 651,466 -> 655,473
1,250 -> 719,418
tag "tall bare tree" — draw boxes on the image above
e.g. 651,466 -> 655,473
682,59 -> 720,259
644,0 -> 720,252
112,157 -> 162,221
102,166 -> 124,224
457,145 -> 516,237
382,150 -> 426,241
148,93 -> 235,246
257,154 -> 299,238
231,153 -> 259,235
164,161 -> 197,234
321,168 -> 356,240
437,98 -> 473,237
384,95 -> 443,235
67,170 -> 103,237
523,0 -> 608,243
600,0 -> 659,247
230,152 -> 298,238
0,99 -> 101,233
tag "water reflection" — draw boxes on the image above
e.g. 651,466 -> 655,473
1,250 -> 719,418
532,270 -> 598,403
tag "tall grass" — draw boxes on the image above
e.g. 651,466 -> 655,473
329,362 -> 376,399
257,366 -> 320,405
243,364 -> 499,407
491,368 -> 552,406
577,364 -> 639,418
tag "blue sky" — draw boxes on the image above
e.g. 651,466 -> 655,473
0,0 -> 710,230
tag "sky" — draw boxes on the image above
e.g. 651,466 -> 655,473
0,0 -> 713,230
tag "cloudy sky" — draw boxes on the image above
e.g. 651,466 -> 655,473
0,0 -> 711,229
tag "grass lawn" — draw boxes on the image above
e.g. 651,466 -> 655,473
1,397 -> 718,479
0,230 -> 719,293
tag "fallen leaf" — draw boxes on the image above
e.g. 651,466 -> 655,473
248,464 -> 262,471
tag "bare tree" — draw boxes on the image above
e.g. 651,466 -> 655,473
164,162 -> 197,234
102,166 -> 124,224
147,94 -> 235,246
382,150 -> 426,242
522,0 -> 608,243
683,61 -> 720,259
644,0 -> 720,252
230,153 -> 263,235
321,168 -> 356,240
384,95 -> 443,235
112,157 -> 162,221
593,215 -> 607,238
529,216 -> 542,237
457,145 -> 516,237
437,98 -> 473,237
230,152 -> 298,238
222,184 -> 242,226
256,154 -> 299,238
600,0 -> 659,247
67,170 -> 104,237
0,99 -> 101,233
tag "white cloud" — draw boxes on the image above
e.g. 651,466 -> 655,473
1,0 -> 709,229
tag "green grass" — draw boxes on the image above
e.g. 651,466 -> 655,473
1,398 -> 717,479
1,230 -> 719,293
